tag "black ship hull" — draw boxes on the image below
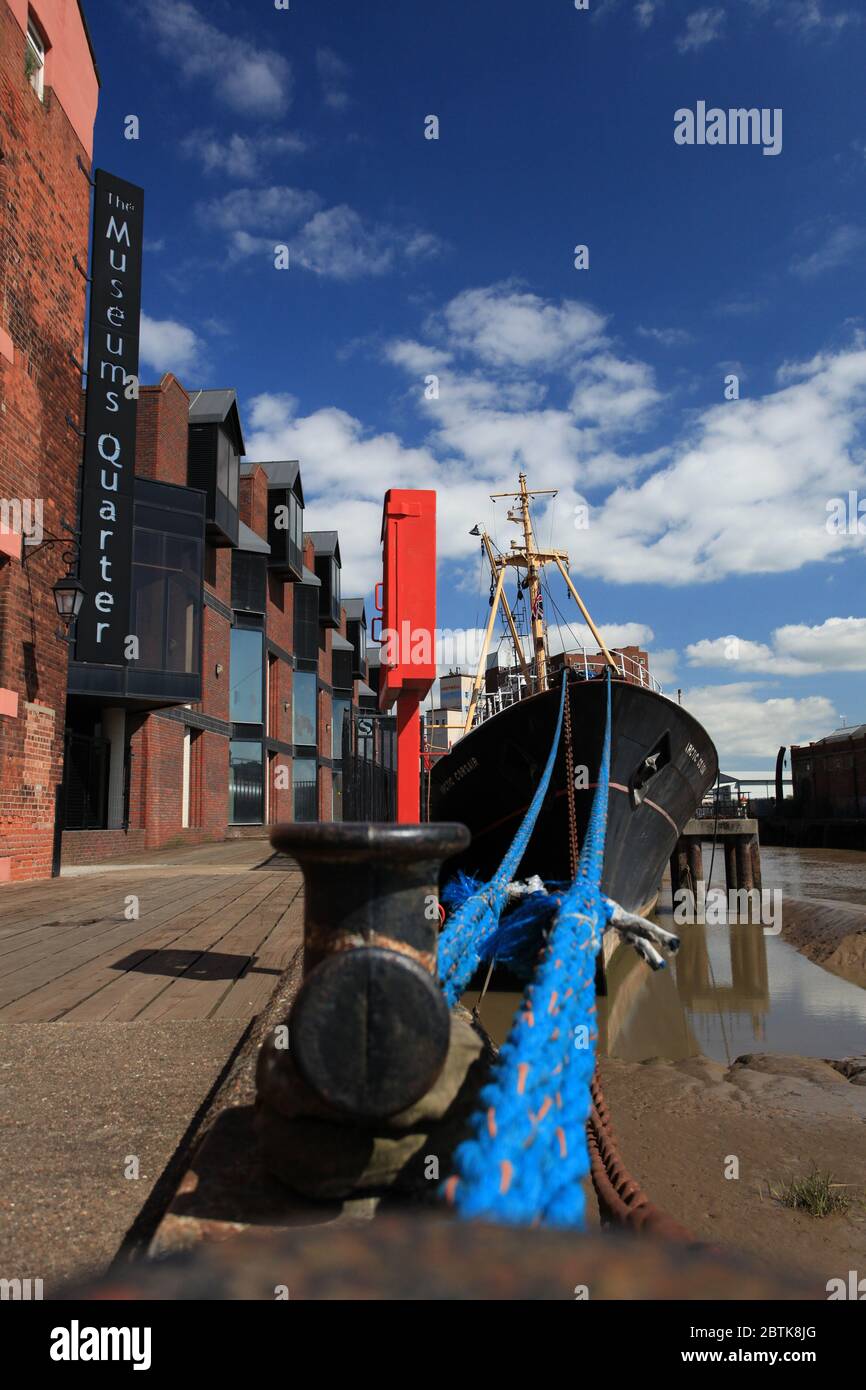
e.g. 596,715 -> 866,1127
430,677 -> 718,915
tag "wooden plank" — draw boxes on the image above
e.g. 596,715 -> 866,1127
134,880 -> 297,1022
0,876 -> 269,1022
55,875 -> 284,1024
209,892 -> 305,1020
0,874 -> 232,967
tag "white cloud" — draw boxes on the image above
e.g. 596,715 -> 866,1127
635,0 -> 661,27
573,345 -> 866,583
751,0 -> 857,36
791,224 -> 866,279
686,617 -> 866,676
201,186 -> 323,235
294,206 -> 441,279
384,339 -> 454,374
140,313 -> 202,377
680,683 -> 837,760
246,285 -> 866,597
439,285 -> 607,368
182,130 -> 306,180
676,7 -> 724,52
145,0 -> 291,117
569,353 -> 662,430
199,187 -> 443,277
244,393 -> 442,593
316,47 -> 350,110
637,324 -> 691,347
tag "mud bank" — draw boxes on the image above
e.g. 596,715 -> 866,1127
781,895 -> 866,990
598,1051 -> 866,1288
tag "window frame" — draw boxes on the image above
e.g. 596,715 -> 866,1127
26,15 -> 46,100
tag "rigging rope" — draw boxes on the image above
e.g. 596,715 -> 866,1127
441,673 -> 615,1228
437,677 -> 569,1007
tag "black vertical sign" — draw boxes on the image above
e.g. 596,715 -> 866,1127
75,171 -> 144,665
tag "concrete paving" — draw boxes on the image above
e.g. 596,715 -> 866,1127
0,841 -> 304,1292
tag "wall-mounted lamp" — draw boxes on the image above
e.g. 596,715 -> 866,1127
215,662 -> 224,677
52,572 -> 86,627
23,522 -> 84,644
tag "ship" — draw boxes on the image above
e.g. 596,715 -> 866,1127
429,475 -> 718,918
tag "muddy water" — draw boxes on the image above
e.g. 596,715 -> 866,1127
467,845 -> 866,1063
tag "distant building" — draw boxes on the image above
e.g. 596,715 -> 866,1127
549,645 -> 651,685
58,382 -> 373,869
791,725 -> 866,821
438,672 -> 474,714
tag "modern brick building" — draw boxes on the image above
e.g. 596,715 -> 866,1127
0,0 -> 100,880
59,377 -> 375,869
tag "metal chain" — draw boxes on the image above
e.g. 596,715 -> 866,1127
561,671 -> 580,878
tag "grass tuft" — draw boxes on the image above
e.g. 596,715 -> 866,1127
771,1168 -> 851,1218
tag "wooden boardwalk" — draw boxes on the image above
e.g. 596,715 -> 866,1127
0,844 -> 304,1025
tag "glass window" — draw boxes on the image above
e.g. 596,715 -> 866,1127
333,698 -> 350,760
26,18 -> 45,100
293,758 -> 317,822
332,557 -> 341,611
131,529 -> 202,674
230,740 -> 263,823
230,628 -> 263,724
294,584 -> 319,660
293,671 -> 317,746
292,495 -> 304,550
216,430 -> 229,499
333,770 -> 343,822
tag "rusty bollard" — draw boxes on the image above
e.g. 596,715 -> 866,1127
264,822 -> 469,1121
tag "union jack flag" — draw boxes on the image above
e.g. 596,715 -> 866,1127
531,589 -> 544,621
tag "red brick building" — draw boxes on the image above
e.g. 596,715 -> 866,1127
0,0 -> 99,880
59,378 -> 374,868
791,724 -> 866,821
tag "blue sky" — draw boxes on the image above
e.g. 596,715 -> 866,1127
84,0 -> 866,767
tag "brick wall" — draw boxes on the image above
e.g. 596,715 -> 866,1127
0,1 -> 96,880
135,374 -> 190,485
239,464 -> 268,538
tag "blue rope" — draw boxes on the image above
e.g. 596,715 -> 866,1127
443,672 -> 613,1229
437,678 -> 568,1008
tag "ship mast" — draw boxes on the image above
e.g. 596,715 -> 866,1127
463,473 -> 618,735
507,473 -> 551,692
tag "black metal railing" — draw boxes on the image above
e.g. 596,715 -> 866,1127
342,712 -> 396,821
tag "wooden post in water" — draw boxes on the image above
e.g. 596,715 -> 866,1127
687,838 -> 704,894
724,840 -> 738,892
671,838 -> 689,906
736,837 -> 754,892
750,837 -> 763,894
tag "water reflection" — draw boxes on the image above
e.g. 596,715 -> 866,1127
469,846 -> 866,1063
601,846 -> 866,1063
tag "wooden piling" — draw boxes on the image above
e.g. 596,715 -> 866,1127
671,838 -> 689,906
724,841 -> 738,892
736,838 -> 754,892
750,838 -> 762,893
686,839 -> 704,893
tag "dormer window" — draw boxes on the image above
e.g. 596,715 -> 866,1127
263,462 -> 304,579
26,15 -> 46,100
309,532 -> 341,629
187,389 -> 244,548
